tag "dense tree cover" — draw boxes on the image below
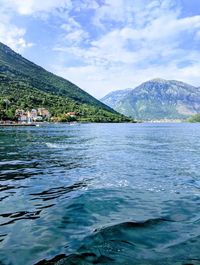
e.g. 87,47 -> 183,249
188,113 -> 200,123
0,75 -> 132,122
0,42 -> 133,123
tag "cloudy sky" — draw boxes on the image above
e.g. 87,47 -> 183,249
0,0 -> 200,98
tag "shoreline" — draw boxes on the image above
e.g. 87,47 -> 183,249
0,123 -> 37,126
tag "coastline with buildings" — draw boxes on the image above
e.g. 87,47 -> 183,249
0,107 -> 79,125
0,107 -> 50,125
15,108 -> 50,123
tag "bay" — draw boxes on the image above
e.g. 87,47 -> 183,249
1,123 -> 200,265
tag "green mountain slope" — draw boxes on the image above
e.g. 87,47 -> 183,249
188,113 -> 200,122
101,78 -> 200,121
0,42 -> 131,122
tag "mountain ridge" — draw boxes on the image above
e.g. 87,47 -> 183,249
0,42 -> 111,109
0,42 -> 131,122
101,78 -> 200,121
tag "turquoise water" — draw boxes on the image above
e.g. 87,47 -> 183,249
1,123 -> 200,265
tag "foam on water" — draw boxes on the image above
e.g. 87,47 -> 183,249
45,143 -> 69,149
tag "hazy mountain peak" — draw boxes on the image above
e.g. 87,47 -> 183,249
148,78 -> 167,83
101,79 -> 200,121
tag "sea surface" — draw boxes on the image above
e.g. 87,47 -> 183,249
1,123 -> 200,265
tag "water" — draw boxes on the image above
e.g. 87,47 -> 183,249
1,123 -> 200,265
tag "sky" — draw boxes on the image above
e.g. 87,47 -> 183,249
0,0 -> 200,98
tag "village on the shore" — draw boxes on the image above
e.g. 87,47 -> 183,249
0,107 -> 77,125
15,108 -> 51,123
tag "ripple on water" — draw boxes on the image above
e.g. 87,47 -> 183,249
34,217 -> 200,265
1,123 -> 200,265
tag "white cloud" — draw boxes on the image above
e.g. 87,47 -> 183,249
50,0 -> 200,97
0,5 -> 33,52
2,0 -> 72,16
72,0 -> 99,12
1,0 -> 200,98
52,0 -> 200,97
61,18 -> 89,44
92,0 -> 179,28
0,24 -> 33,52
0,0 -> 99,17
0,0 -> 75,52
61,18 -> 81,32
55,12 -> 200,66
53,59 -> 200,99
65,30 -> 89,44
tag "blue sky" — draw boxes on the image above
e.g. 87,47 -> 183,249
0,0 -> 200,98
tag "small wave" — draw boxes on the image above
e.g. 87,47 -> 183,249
35,253 -> 114,265
0,160 -> 37,166
45,143 -> 67,149
90,179 -> 130,190
93,218 -> 170,233
0,184 -> 15,192
34,217 -> 170,265
0,210 -> 41,226
0,168 -> 42,181
30,179 -> 91,201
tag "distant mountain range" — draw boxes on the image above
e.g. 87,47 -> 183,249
0,42 -> 130,122
101,78 -> 200,121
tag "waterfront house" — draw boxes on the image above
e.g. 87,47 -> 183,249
15,109 -> 25,117
15,108 -> 50,123
31,109 -> 38,118
38,108 -> 50,118
19,114 -> 28,122
27,109 -> 38,122
15,109 -> 28,122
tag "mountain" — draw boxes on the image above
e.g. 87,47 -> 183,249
101,78 -> 200,121
0,42 -> 131,122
